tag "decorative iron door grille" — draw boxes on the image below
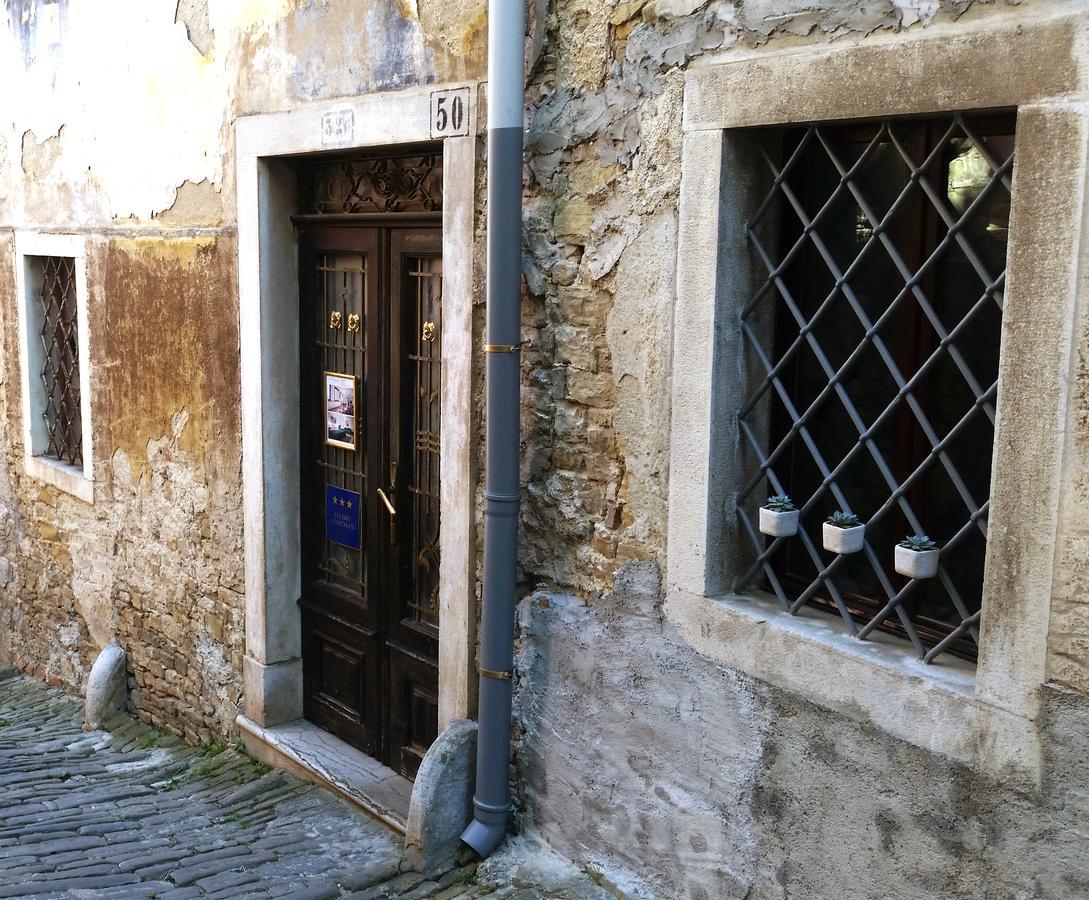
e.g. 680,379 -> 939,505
405,256 -> 442,629
315,250 -> 369,596
36,256 -> 82,467
302,153 -> 442,215
735,111 -> 1015,663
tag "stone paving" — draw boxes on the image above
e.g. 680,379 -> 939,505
0,673 -> 611,900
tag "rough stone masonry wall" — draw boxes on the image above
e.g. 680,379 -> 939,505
514,0 -> 1029,595
0,233 -> 245,743
509,0 -> 1089,895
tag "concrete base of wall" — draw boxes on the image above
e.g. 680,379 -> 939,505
515,560 -> 1089,899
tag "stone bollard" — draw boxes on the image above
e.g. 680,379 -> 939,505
84,643 -> 128,731
405,718 -> 478,874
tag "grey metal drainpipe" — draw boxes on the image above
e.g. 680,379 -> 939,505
460,0 -> 525,860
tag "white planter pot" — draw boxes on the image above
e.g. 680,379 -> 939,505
894,545 -> 940,579
822,522 -> 865,554
759,507 -> 799,537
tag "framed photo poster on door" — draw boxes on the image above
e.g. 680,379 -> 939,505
325,371 -> 357,451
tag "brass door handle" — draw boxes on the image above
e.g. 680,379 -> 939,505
377,488 -> 396,518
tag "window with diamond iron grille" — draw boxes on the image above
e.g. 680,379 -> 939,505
735,111 -> 1015,664
35,256 -> 82,468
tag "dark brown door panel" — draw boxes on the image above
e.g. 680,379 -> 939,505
298,221 -> 442,777
302,609 -> 378,754
386,641 -> 440,780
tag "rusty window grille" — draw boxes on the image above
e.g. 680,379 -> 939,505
735,111 -> 1015,664
35,256 -> 82,467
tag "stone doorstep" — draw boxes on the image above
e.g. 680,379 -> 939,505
237,714 -> 412,836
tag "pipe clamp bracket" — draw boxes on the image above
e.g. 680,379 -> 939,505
478,665 -> 512,681
484,343 -> 522,353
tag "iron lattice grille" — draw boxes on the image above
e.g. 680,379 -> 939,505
317,252 -> 367,593
304,154 -> 443,215
37,256 -> 82,467
736,112 -> 1015,664
407,258 -> 442,628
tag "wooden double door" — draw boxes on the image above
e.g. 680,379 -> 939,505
299,224 -> 442,779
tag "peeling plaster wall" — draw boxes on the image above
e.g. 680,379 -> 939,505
0,0 -> 488,740
0,233 -> 245,740
0,0 -> 488,229
517,0 -> 1014,592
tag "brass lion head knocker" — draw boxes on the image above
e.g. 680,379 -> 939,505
347,313 -> 360,333
329,310 -> 343,330
422,320 -> 436,342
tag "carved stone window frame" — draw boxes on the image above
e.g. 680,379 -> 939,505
12,232 -> 94,503
667,12 -> 1089,781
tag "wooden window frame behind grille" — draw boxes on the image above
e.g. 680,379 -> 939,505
13,232 -> 94,504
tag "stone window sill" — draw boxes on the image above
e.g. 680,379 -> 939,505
25,454 -> 93,504
664,587 -> 1041,784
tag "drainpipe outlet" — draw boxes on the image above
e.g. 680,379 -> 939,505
460,798 -> 510,857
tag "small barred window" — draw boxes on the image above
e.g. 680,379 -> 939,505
736,111 -> 1014,664
34,256 -> 82,467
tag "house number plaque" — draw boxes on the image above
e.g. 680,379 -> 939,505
430,87 -> 471,139
321,108 -> 355,146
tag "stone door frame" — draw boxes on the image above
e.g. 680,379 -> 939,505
235,84 -> 479,737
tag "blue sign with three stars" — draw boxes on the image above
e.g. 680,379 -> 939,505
326,485 -> 362,550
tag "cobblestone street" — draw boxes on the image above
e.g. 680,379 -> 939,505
0,673 -> 607,900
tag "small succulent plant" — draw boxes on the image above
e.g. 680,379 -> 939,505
827,511 -> 861,528
899,534 -> 938,552
764,494 -> 796,512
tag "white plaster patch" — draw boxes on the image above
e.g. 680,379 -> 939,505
0,3 -> 227,222
893,0 -> 939,29
196,628 -> 239,733
607,209 -> 676,550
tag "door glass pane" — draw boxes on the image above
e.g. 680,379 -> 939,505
317,251 -> 367,594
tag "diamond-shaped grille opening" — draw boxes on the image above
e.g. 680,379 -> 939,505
34,256 -> 82,468
736,111 -> 1015,664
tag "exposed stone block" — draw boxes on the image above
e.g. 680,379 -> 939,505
405,718 -> 478,874
84,643 -> 128,731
